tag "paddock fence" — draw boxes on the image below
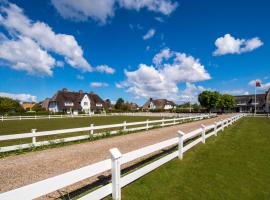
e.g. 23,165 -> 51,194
0,114 -> 245,200
0,114 -> 215,153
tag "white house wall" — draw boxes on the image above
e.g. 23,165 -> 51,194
81,94 -> 91,113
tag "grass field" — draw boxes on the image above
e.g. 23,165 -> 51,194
0,116 -> 165,148
118,117 -> 270,200
0,116 -> 165,135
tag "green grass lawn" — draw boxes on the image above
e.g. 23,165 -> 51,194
0,116 -> 164,135
0,116 -> 167,148
119,117 -> 270,200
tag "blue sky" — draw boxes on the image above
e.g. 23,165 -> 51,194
0,0 -> 269,105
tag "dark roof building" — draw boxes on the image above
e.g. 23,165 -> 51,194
234,88 -> 270,113
143,98 -> 176,110
48,88 -> 106,113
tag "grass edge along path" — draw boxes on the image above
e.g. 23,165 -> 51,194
118,117 -> 270,200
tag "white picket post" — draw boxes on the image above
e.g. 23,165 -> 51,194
1,116 -> 3,122
201,124 -> 206,143
146,119 -> 149,130
123,121 -> 127,131
177,131 -> 185,160
161,118 -> 165,127
31,129 -> 37,145
20,116 -> 21,120
110,148 -> 122,200
61,114 -> 63,118
214,122 -> 218,136
49,115 -> 51,119
90,124 -> 94,135
173,118 -> 176,125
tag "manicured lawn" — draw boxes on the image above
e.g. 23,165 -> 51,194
0,116 -> 166,148
0,116 -> 164,135
120,117 -> 270,200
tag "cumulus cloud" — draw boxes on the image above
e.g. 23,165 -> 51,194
119,48 -> 211,101
51,0 -> 178,23
0,36 -> 55,76
76,74 -> 84,80
96,65 -> 115,74
90,82 -> 109,87
0,2 -> 91,75
152,48 -> 172,65
143,28 -> 156,40
248,79 -> 270,90
213,34 -> 263,56
0,92 -> 37,102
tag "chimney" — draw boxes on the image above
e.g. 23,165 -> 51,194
149,97 -> 153,102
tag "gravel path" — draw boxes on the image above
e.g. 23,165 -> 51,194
0,114 -> 234,194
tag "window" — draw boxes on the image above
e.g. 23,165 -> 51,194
84,102 -> 88,106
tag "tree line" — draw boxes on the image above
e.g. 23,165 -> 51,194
198,91 -> 235,113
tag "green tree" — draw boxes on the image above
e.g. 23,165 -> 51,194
0,97 -> 24,114
114,98 -> 125,110
219,94 -> 235,112
198,91 -> 222,112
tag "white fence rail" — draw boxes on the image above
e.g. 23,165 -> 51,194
0,114 -> 245,200
0,114 -> 215,153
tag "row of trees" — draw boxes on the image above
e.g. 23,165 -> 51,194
198,91 -> 235,113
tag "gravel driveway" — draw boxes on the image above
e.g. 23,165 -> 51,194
0,114 -> 234,195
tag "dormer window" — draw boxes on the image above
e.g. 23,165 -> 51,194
64,101 -> 74,106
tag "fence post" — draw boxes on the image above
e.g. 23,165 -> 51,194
214,122 -> 218,136
49,115 -> 51,119
1,116 -> 3,122
20,116 -> 21,120
177,131 -> 185,160
146,119 -> 149,130
222,121 -> 225,131
110,148 -> 122,200
90,124 -> 94,135
162,118 -> 165,127
61,114 -> 63,118
201,124 -> 206,143
173,118 -> 176,125
123,121 -> 127,131
31,129 -> 37,145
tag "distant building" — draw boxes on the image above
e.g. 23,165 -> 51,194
41,98 -> 50,110
21,102 -> 36,111
143,98 -> 176,111
234,88 -> 270,113
48,88 -> 106,114
127,102 -> 140,111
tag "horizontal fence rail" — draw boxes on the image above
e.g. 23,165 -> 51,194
0,114 -> 245,200
0,114 -> 215,153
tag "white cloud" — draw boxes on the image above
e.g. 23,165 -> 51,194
52,0 -> 178,23
249,79 -> 270,90
143,28 -> 156,40
0,92 -> 37,102
0,36 -> 55,76
51,0 -> 115,24
90,82 -> 109,87
119,48 -> 211,101
119,0 -> 177,15
213,34 -> 263,56
96,65 -> 115,74
153,48 -> 172,65
0,2 -> 92,75
177,82 -> 207,102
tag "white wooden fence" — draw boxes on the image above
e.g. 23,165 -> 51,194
1,112 -> 211,121
0,114 -> 215,153
0,114 -> 245,200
